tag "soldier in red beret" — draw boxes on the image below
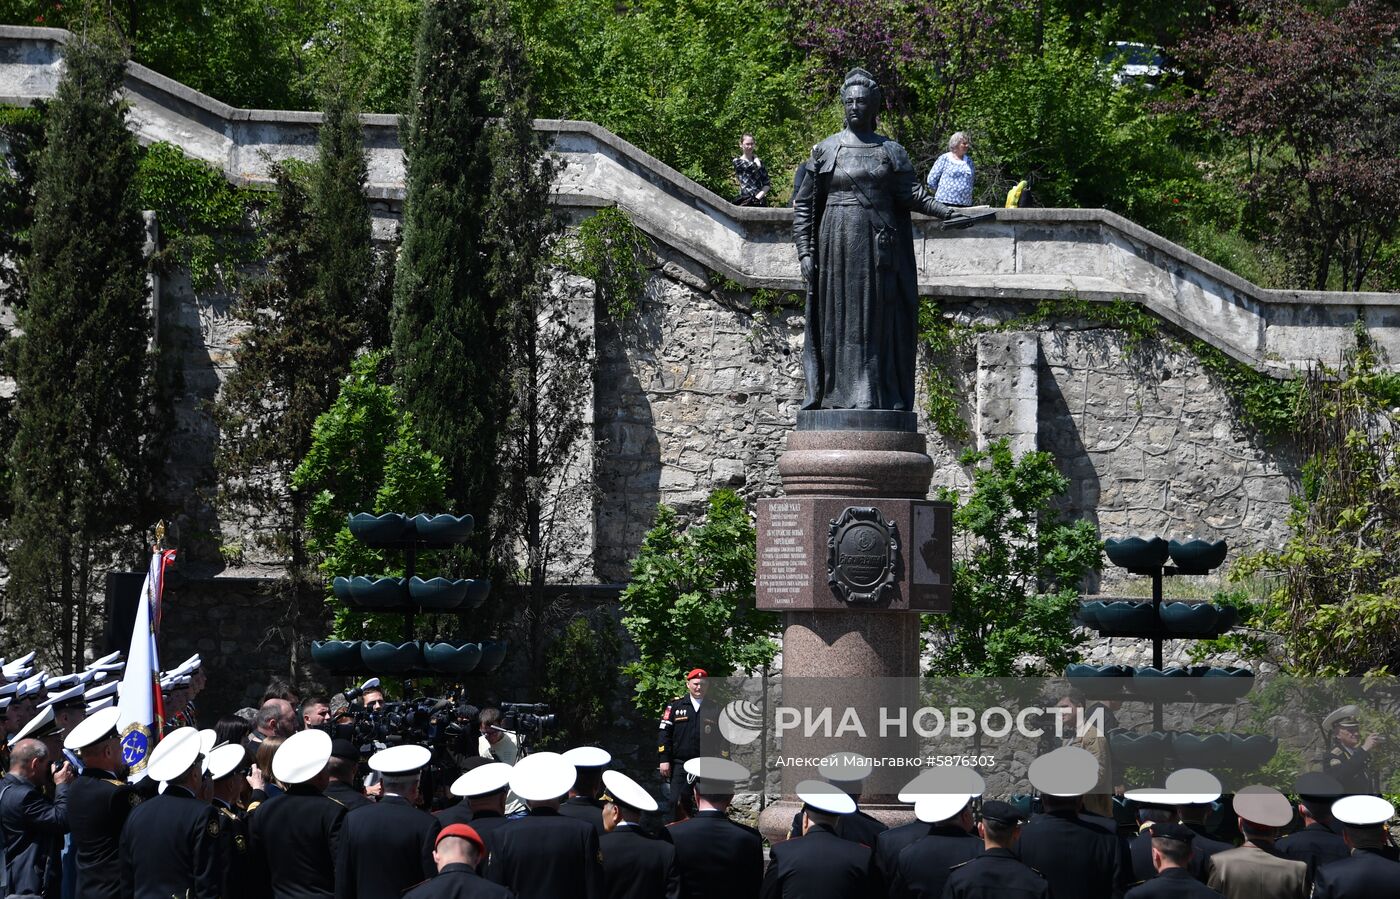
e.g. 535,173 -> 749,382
404,824 -> 514,898
657,669 -> 714,822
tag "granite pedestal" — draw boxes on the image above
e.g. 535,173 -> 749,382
754,410 -> 952,841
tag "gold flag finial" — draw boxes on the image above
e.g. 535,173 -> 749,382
154,520 -> 166,549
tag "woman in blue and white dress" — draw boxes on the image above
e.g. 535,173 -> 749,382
925,132 -> 974,207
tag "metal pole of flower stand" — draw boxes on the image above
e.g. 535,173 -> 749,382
403,546 -> 416,644
1151,566 -> 1164,734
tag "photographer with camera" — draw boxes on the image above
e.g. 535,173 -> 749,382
478,710 -> 526,817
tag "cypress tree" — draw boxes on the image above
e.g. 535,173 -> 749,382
391,0 -> 558,553
5,26 -> 152,668
215,73 -> 380,582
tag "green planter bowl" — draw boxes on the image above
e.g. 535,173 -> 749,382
1160,602 -> 1237,638
1110,731 -> 1170,767
465,579 -> 492,609
310,640 -> 361,673
477,641 -> 508,674
1091,601 -> 1157,636
1192,667 -> 1255,702
346,576 -> 408,609
1159,602 -> 1220,637
1168,538 -> 1228,574
1065,664 -> 1133,699
1077,603 -> 1103,628
1129,667 -> 1193,701
348,512 -> 410,545
411,513 -> 475,545
1104,536 -> 1169,572
1230,734 -> 1278,770
423,642 -> 483,676
1172,732 -> 1230,765
359,641 -> 422,674
408,577 -> 469,610
332,577 -> 353,602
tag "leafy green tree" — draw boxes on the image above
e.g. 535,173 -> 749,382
1232,331 -> 1400,675
619,489 -> 779,714
516,0 -> 811,197
391,0 -> 557,568
539,612 -> 621,747
925,439 -> 1102,677
215,74 -> 380,574
4,25 -> 155,668
1174,0 -> 1400,290
292,351 -> 450,640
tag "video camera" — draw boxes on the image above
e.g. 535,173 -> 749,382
499,702 -> 557,734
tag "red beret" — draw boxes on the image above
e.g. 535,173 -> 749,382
685,668 -> 708,680
435,824 -> 486,856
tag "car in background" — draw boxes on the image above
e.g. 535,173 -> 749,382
1103,41 -> 1183,88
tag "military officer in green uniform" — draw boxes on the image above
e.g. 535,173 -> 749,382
1321,705 -> 1381,794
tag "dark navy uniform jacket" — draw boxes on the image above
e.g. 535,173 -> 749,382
1129,825 -> 1222,885
942,846 -> 1051,898
247,783 -> 347,898
1311,847 -> 1400,899
213,798 -> 254,898
485,806 -> 604,899
600,823 -> 681,899
787,808 -> 887,846
658,697 -> 713,764
560,796 -> 606,836
335,794 -> 440,899
667,808 -> 763,899
887,825 -> 983,899
0,772 -> 69,899
65,767 -> 137,899
323,779 -> 372,812
759,822 -> 881,898
1015,809 -> 1128,899
117,784 -> 226,899
436,799 -> 475,829
873,820 -> 936,885
1275,821 -> 1349,876
1124,867 -> 1224,898
404,862 -> 516,898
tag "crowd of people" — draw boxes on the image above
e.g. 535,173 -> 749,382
1,653 -> 1397,898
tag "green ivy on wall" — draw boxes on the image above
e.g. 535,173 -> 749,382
561,206 -> 651,320
135,141 -> 254,289
918,296 -> 1304,442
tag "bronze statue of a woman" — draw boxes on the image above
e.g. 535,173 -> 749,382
793,68 -> 955,412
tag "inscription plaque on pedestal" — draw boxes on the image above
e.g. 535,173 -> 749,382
756,496 -> 952,612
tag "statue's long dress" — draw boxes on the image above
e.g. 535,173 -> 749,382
795,133 -> 946,411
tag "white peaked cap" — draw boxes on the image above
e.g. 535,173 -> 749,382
368,744 -> 432,775
899,767 -> 986,803
797,779 -> 857,815
1232,785 -> 1294,828
9,705 -> 56,745
204,743 -> 247,781
63,706 -> 121,751
146,727 -> 202,783
85,681 -> 118,701
198,729 -> 218,756
1332,795 -> 1394,828
915,794 -> 973,823
602,770 -> 658,812
561,746 -> 612,769
1164,768 -> 1223,804
509,752 -> 576,802
818,751 -> 872,783
272,729 -> 333,785
451,762 -> 513,798
1028,746 -> 1100,797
